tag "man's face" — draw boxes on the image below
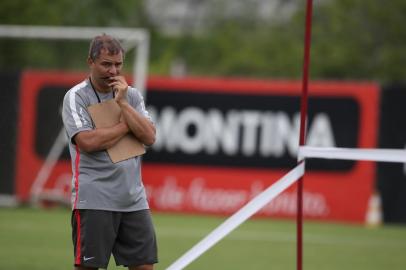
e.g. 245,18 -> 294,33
88,48 -> 123,91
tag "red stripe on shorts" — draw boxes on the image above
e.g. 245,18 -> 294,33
73,145 -> 82,265
75,210 -> 82,265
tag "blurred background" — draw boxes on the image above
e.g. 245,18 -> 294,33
0,0 -> 405,80
1,0 -> 406,269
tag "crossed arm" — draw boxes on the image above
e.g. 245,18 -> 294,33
74,107 -> 155,153
74,121 -> 129,153
74,79 -> 156,153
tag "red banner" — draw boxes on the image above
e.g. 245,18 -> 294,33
15,71 -> 379,223
143,77 -> 379,223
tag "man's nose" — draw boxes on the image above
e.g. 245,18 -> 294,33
108,65 -> 118,75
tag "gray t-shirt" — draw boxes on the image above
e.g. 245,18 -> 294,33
62,79 -> 151,212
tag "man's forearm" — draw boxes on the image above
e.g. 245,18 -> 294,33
118,101 -> 156,146
75,122 -> 129,152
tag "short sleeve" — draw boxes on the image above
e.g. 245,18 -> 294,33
62,89 -> 93,142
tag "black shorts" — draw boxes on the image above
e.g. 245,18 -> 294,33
72,209 -> 158,269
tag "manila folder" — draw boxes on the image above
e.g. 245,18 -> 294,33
87,99 -> 145,163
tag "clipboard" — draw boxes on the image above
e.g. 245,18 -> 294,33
87,99 -> 145,163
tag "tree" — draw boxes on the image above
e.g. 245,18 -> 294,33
299,0 -> 406,82
0,0 -> 150,71
1,0 -> 406,82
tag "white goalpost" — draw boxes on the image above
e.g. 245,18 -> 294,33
0,25 -> 150,205
0,25 -> 149,94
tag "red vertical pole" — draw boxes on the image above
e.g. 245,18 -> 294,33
298,1 -> 314,270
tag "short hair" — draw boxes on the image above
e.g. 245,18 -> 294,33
88,34 -> 125,61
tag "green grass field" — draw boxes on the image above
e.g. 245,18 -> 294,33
0,207 -> 405,270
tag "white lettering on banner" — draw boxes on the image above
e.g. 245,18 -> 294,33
188,178 -> 248,212
260,112 -> 300,157
306,113 -> 335,148
177,108 -> 206,154
403,144 -> 406,176
241,111 -> 261,156
260,190 -> 329,217
148,106 -> 336,157
249,181 -> 329,217
153,177 -> 185,210
205,110 -> 239,155
145,178 -> 330,217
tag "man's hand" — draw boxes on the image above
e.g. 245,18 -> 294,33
119,113 -> 127,124
108,76 -> 129,105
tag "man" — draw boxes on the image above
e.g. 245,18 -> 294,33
62,34 -> 158,270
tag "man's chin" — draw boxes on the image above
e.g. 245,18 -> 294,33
94,80 -> 112,92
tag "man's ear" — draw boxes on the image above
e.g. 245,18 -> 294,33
87,57 -> 93,67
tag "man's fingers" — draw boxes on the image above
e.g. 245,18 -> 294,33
108,76 -> 125,83
108,79 -> 127,89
